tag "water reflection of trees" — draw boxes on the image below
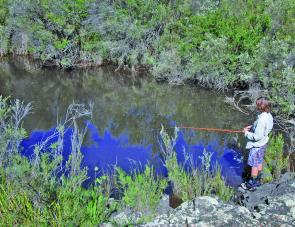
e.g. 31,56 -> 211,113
1,60 -> 248,148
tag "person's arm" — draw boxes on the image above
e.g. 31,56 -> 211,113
244,117 -> 266,141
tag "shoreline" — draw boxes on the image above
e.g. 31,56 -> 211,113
1,55 -> 294,159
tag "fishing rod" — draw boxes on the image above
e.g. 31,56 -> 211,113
177,126 -> 243,133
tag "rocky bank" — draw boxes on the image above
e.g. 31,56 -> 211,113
143,173 -> 295,226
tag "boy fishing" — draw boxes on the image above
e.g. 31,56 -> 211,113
241,97 -> 273,191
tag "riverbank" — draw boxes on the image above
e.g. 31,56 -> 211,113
0,1 -> 294,225
0,0 -> 294,118
1,54 -> 294,164
0,97 -> 238,226
142,172 -> 295,226
0,95 -> 292,226
1,0 -> 294,157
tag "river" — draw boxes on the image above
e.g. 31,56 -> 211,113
0,57 -> 253,186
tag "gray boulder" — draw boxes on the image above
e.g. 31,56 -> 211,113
144,173 -> 295,226
143,196 -> 258,226
238,172 -> 295,210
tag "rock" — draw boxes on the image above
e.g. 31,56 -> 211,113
110,208 -> 145,226
240,172 -> 295,210
143,196 -> 258,226
157,194 -> 173,214
199,196 -> 219,205
257,194 -> 295,225
252,211 -> 261,219
278,172 -> 295,184
284,195 -> 295,208
110,209 -> 130,225
143,173 -> 295,226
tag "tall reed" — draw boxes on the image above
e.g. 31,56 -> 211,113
160,126 -> 234,202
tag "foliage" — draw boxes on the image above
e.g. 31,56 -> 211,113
160,126 -> 234,202
89,0 -> 171,68
184,35 -> 235,89
0,96 -> 238,224
0,183 -> 48,226
266,0 -> 295,44
211,166 -> 234,202
264,133 -> 289,182
152,48 -> 184,83
0,0 -> 9,55
116,166 -> 167,223
173,0 -> 270,57
0,96 -> 30,165
0,98 -> 117,225
254,39 -> 295,116
5,0 -> 96,67
0,0 -> 8,26
0,0 -> 294,116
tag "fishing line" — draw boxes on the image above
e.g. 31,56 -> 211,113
177,126 -> 243,133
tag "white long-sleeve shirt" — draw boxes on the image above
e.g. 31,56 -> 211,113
245,112 -> 273,149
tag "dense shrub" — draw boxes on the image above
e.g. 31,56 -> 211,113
254,39 -> 295,116
0,0 -> 9,55
0,0 -> 294,116
88,0 -> 171,69
184,36 -> 235,89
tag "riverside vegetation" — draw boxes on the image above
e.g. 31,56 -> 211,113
0,97 -> 289,225
0,97 -> 230,225
0,0 -> 294,118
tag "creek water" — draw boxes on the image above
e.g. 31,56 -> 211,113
0,58 -> 253,186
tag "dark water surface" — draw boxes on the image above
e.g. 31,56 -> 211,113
0,58 -> 251,186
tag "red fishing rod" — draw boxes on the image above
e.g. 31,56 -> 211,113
178,126 -> 243,133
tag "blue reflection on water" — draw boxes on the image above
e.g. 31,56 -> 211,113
20,123 -> 244,187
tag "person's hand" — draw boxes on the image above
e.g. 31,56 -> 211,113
243,125 -> 251,133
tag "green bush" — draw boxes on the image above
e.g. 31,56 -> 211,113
165,151 -> 197,201
0,172 -> 117,226
0,183 -> 48,226
116,165 -> 168,215
185,35 -> 236,89
173,0 -> 270,58
160,126 -> 233,202
253,39 -> 295,116
0,0 -> 8,26
164,148 -> 233,202
50,176 -> 117,226
264,134 -> 289,181
211,166 -> 234,202
0,98 -> 117,225
0,0 -> 8,55
8,0 -> 96,67
91,0 -> 171,68
152,48 -> 184,83
267,0 -> 295,44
